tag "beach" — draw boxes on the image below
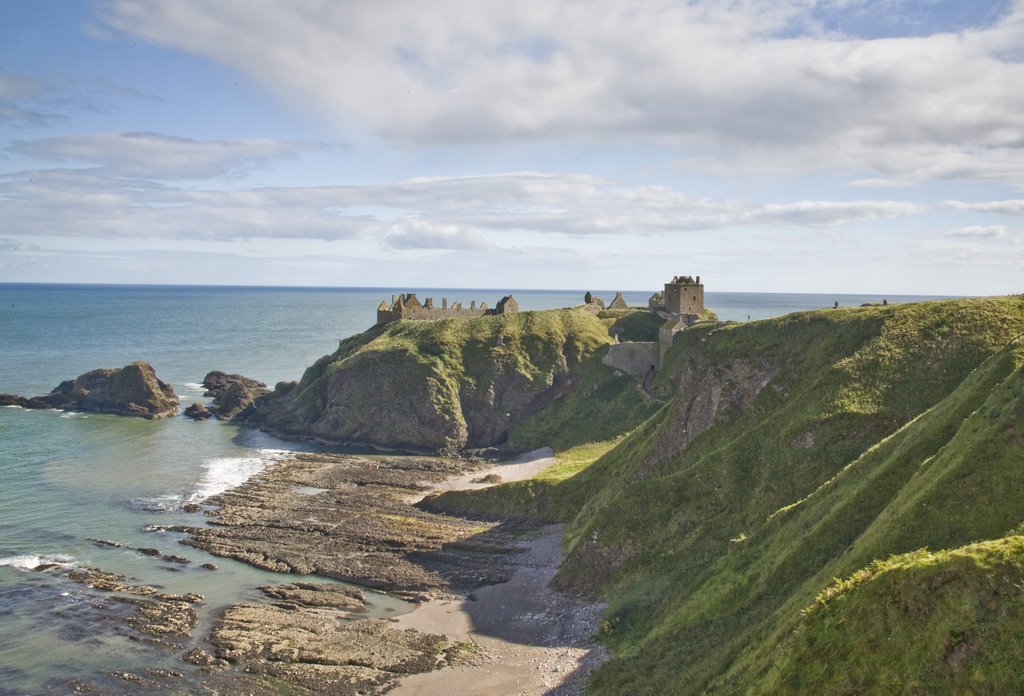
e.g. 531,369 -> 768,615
172,447 -> 609,694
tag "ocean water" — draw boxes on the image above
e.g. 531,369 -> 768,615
0,284 -> 949,692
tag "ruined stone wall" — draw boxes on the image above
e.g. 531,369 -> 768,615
602,342 -> 659,379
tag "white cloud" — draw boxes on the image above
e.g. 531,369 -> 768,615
949,225 -> 1008,238
101,0 -> 1024,185
8,132 -> 328,180
385,218 -> 491,250
0,164 -> 926,244
942,199 -> 1024,215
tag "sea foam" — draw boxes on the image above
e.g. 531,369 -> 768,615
0,553 -> 74,571
187,449 -> 290,503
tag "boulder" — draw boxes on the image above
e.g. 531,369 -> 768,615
202,371 -> 268,399
201,371 -> 270,421
184,402 -> 212,420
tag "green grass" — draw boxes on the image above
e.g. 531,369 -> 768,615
763,536 -> 1024,694
266,295 -> 1024,693
598,310 -> 665,342
564,297 -> 1024,694
418,438 -> 625,524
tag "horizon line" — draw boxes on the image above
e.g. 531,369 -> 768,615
0,281 -> 966,299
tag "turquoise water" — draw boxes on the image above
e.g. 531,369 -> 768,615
0,284 -> 949,691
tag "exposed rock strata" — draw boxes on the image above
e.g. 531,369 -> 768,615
0,393 -> 50,409
211,606 -> 462,673
60,567 -> 201,646
172,453 -> 518,595
259,582 -> 366,611
0,361 -> 178,418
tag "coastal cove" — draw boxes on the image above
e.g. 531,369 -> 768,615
0,285 -> 958,693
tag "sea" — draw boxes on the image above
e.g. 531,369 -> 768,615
0,284 -> 950,692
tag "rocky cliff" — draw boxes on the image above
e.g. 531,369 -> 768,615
0,361 -> 179,419
247,309 -> 659,453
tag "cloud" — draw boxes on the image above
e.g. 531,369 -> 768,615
101,0 -> 1024,185
0,69 -> 161,127
7,132 -> 329,180
942,199 -> 1024,215
0,167 -> 926,245
949,225 -> 1008,238
0,71 -> 66,127
384,218 -> 492,250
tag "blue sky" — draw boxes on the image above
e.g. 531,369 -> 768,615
1,0 -> 1022,294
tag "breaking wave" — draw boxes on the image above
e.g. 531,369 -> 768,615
0,553 -> 74,571
188,449 -> 290,503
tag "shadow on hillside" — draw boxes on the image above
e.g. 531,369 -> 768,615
401,520 -> 606,693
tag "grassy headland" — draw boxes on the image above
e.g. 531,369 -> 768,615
249,308 -> 660,453
421,295 -> 1024,693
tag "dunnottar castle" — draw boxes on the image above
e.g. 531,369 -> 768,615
376,275 -> 706,379
377,275 -> 704,327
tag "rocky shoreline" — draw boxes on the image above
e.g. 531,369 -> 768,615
156,452 -> 518,596
47,449 -> 604,694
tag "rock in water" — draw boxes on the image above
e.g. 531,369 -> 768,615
201,370 -> 270,420
34,362 -> 179,419
184,402 -> 212,420
201,370 -> 268,398
0,394 -> 51,409
2,362 -> 178,419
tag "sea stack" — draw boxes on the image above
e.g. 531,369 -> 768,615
1,361 -> 179,419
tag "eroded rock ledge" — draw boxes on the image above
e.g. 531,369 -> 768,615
159,452 -> 519,597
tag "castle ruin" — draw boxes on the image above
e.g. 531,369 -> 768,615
377,276 -> 706,377
377,293 -> 518,325
602,274 -> 707,378
648,275 -> 704,319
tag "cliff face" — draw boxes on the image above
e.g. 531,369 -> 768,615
249,309 -> 657,453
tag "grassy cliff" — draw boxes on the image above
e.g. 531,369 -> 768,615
425,295 -> 1024,693
251,308 -> 659,453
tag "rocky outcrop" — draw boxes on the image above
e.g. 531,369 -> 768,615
0,394 -> 50,409
259,582 -> 366,611
246,309 -> 624,453
1,362 -> 178,419
209,607 -> 470,694
202,370 -> 270,420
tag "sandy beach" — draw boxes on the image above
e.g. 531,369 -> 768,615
389,523 -> 607,695
159,447 -> 608,695
407,446 -> 559,503
392,447 -> 607,695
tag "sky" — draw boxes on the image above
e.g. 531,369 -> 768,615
1,0 -> 1022,294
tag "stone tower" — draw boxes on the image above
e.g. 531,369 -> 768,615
663,275 -> 704,316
